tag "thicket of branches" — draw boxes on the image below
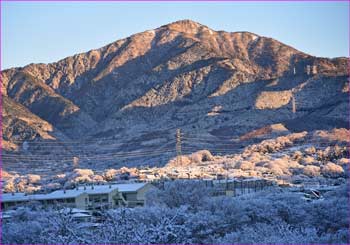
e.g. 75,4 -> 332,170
3,181 -> 349,244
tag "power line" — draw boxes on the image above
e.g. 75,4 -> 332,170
8,130 -> 347,146
9,138 -> 172,146
4,138 -> 346,154
7,143 -> 176,151
3,127 -> 347,167
3,142 -> 342,161
3,140 -> 346,158
2,148 -> 175,159
9,126 -> 180,145
2,152 -> 176,163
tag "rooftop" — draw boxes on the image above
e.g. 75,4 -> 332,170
1,190 -> 86,202
2,182 -> 149,203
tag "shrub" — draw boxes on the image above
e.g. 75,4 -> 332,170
304,146 -> 316,155
301,156 -> 317,165
303,165 -> 321,177
264,159 -> 290,176
3,180 -> 16,193
26,174 -> 41,184
337,158 -> 349,166
103,169 -> 118,181
238,161 -> 255,171
191,150 -> 214,163
321,162 -> 344,178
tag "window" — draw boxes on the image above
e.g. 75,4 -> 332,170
66,198 -> 75,203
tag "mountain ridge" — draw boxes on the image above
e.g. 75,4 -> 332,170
2,19 -> 349,173
3,19 -> 347,74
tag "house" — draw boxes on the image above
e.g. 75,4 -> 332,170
1,191 -> 89,210
50,185 -> 120,210
113,182 -> 155,207
67,182 -> 155,209
1,182 -> 155,210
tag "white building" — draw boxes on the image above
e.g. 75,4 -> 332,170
1,183 -> 155,211
2,190 -> 89,210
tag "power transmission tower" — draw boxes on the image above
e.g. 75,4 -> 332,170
176,129 -> 182,166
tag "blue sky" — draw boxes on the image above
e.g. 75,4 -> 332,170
1,1 -> 349,70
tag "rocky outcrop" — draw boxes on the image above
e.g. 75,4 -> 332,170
255,91 -> 292,109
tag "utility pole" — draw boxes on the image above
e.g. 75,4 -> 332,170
292,94 -> 296,114
306,65 -> 311,75
176,129 -> 182,166
291,88 -> 297,115
73,156 -> 79,169
225,168 -> 228,191
22,141 -> 29,152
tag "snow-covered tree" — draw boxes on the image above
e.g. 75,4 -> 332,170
217,222 -> 320,244
146,180 -> 214,210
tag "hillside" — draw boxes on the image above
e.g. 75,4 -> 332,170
1,19 -> 349,173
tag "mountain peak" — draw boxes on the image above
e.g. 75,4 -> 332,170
161,19 -> 210,33
165,19 -> 202,26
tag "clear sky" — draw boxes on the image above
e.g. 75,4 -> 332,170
1,1 -> 349,70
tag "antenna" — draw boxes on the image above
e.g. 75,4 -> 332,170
176,129 -> 182,166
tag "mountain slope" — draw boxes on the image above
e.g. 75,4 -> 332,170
2,95 -> 69,150
1,19 -> 349,172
